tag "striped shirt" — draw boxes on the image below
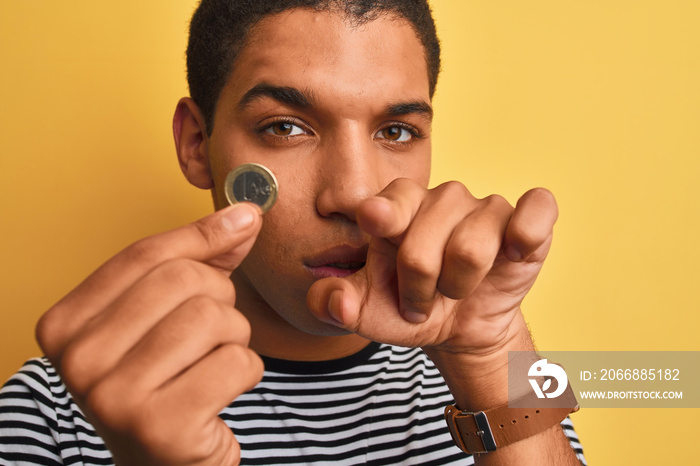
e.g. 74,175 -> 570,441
0,343 -> 586,465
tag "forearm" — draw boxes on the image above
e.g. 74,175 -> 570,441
471,423 -> 580,466
424,313 -> 581,465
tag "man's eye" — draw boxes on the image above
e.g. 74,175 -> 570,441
265,122 -> 304,136
376,126 -> 413,142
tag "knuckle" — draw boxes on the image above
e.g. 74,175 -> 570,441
483,193 -> 513,211
224,345 -> 264,385
59,344 -> 95,396
183,296 -> 250,343
436,180 -> 470,199
246,350 -> 265,385
182,295 -> 239,332
447,239 -> 494,271
183,295 -> 224,325
151,258 -> 205,293
122,236 -> 165,266
397,249 -> 438,280
227,442 -> 243,466
84,379 -> 132,431
223,344 -> 251,366
191,217 -> 228,252
35,309 -> 62,358
230,311 -> 253,344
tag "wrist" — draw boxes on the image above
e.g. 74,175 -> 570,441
423,313 -> 534,410
426,313 -> 580,458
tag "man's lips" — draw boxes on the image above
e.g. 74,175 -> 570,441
304,244 -> 368,279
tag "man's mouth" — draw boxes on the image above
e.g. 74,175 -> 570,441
305,245 -> 368,279
326,261 -> 365,270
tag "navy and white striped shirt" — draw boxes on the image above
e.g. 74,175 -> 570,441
0,343 -> 586,465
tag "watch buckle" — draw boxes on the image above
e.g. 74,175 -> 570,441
472,411 -> 498,453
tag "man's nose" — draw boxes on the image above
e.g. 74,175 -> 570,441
314,127 -> 384,222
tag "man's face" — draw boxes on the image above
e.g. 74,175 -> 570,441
204,8 -> 432,336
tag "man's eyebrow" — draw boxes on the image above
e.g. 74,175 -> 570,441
385,101 -> 434,121
238,83 -> 316,110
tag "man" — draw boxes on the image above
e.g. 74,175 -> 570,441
0,1 -> 585,464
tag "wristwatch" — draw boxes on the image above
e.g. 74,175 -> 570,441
444,383 -> 579,455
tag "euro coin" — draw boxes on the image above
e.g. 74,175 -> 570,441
224,163 -> 278,213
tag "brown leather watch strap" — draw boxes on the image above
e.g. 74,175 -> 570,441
444,383 -> 579,454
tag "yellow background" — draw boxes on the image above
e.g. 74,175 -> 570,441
1,1 -> 698,464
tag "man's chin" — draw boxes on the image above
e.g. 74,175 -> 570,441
287,312 -> 353,337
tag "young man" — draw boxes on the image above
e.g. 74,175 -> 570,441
0,1 -> 585,464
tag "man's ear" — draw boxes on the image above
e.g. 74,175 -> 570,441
173,97 -> 213,189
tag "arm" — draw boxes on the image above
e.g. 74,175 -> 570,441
307,180 -> 581,464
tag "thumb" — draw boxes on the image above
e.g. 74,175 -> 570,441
187,203 -> 264,274
306,262 -> 435,346
306,237 -> 399,332
306,275 -> 366,330
49,203 -> 263,333
38,203 -> 263,360
124,202 -> 264,276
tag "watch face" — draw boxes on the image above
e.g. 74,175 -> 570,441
224,163 -> 278,213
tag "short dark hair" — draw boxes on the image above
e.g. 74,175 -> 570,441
187,0 -> 441,135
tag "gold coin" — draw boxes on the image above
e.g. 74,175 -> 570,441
224,163 -> 278,213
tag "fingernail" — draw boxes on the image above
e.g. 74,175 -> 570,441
221,204 -> 256,232
328,289 -> 344,324
403,310 -> 428,324
504,244 -> 522,262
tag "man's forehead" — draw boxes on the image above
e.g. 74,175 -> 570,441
245,6 -> 412,44
226,8 -> 431,113
238,8 -> 426,68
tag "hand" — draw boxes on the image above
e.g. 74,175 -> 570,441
307,178 -> 558,356
36,203 -> 264,466
306,179 -> 585,465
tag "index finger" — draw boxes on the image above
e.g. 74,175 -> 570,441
504,188 -> 558,262
37,203 -> 262,354
355,178 -> 427,245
